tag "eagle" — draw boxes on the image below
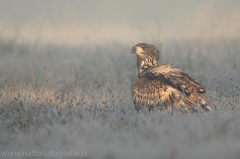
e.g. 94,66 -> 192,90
130,43 -> 211,113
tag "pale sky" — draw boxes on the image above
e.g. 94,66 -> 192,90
0,0 -> 239,45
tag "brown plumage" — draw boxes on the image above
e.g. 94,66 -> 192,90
130,43 -> 211,113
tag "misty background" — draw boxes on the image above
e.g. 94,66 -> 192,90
0,0 -> 239,46
0,2 -> 240,159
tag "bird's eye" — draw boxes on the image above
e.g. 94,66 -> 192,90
141,46 -> 145,49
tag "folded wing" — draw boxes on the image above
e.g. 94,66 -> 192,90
132,64 -> 211,112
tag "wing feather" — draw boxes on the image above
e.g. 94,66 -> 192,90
132,64 -> 211,112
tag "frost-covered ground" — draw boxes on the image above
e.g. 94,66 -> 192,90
0,39 -> 240,159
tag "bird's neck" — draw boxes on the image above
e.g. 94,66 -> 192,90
137,56 -> 158,75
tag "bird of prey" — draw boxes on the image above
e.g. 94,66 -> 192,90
130,43 -> 211,113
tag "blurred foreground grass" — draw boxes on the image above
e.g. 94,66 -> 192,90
0,38 -> 240,159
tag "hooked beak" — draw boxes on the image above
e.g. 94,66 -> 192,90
130,46 -> 136,54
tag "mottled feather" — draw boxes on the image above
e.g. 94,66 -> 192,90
131,43 -> 211,113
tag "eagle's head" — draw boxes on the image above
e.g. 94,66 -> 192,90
131,43 -> 159,74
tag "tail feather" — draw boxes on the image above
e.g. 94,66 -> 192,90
200,94 -> 211,111
184,93 -> 211,112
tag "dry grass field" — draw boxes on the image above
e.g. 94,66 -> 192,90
0,37 -> 240,158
